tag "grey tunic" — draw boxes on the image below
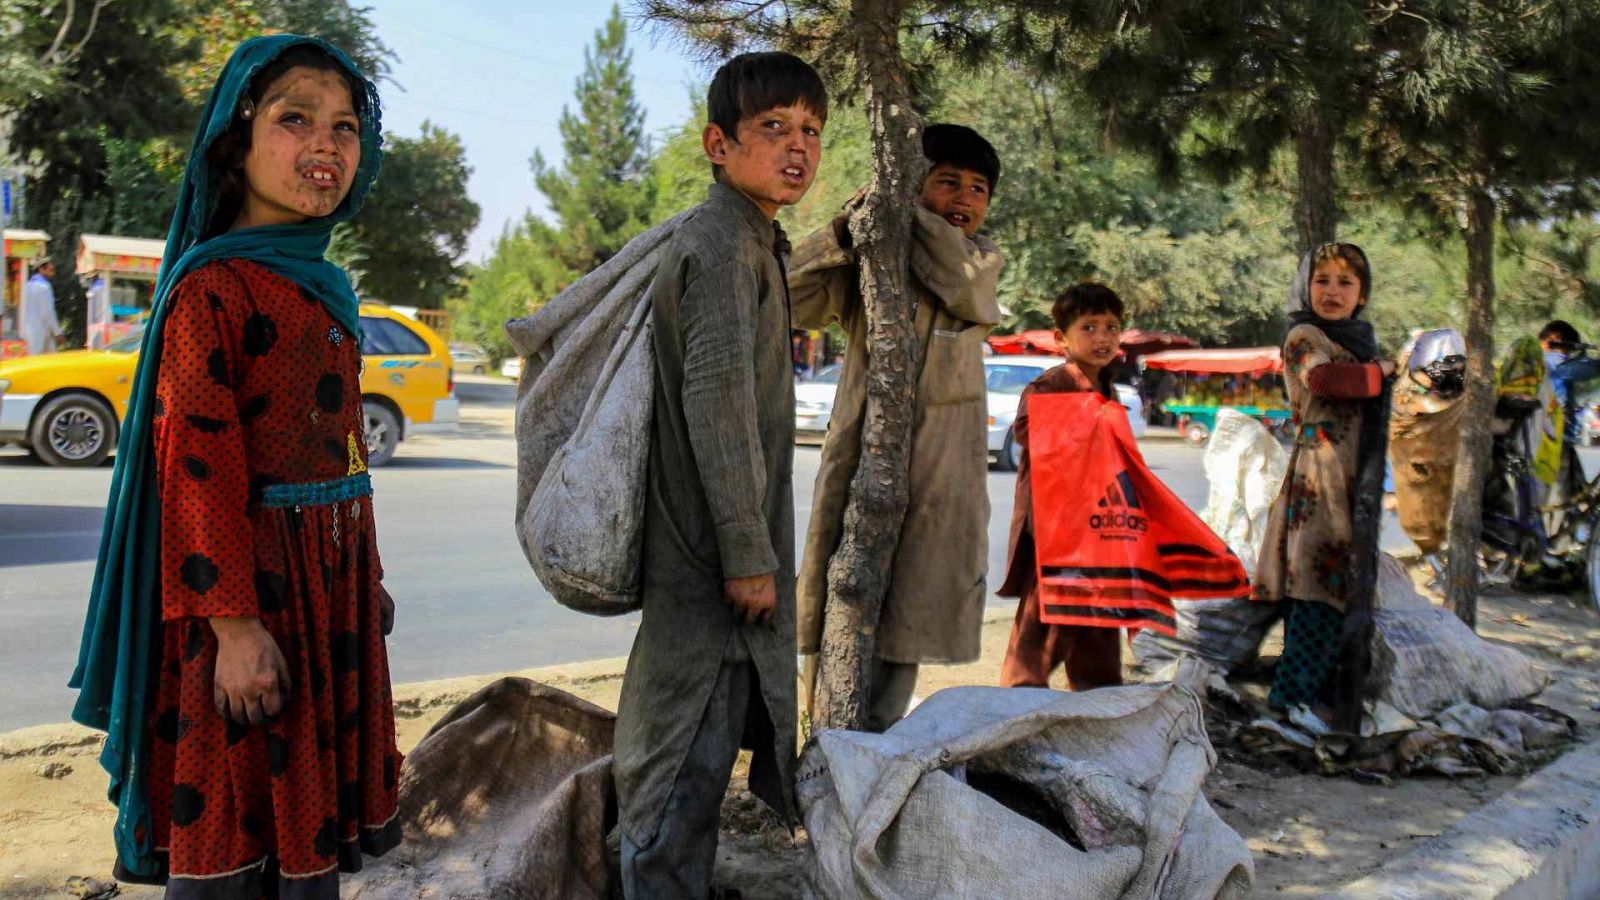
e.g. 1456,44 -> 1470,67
613,182 -> 798,846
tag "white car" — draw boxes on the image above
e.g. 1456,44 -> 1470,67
500,356 -> 523,380
795,364 -> 841,443
984,355 -> 1145,471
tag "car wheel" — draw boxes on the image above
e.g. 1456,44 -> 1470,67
363,400 -> 400,467
997,427 -> 1021,472
30,393 -> 118,467
472,365 -> 485,375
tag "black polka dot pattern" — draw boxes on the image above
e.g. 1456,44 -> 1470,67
242,313 -> 278,356
185,414 -> 229,434
181,455 -> 211,482
179,553 -> 220,595
255,570 -> 286,614
183,621 -> 206,662
331,632 -> 360,673
314,818 -> 337,858
145,260 -> 398,882
240,394 -> 271,423
315,374 -> 344,413
206,348 -> 231,387
171,784 -> 206,827
267,733 -> 290,776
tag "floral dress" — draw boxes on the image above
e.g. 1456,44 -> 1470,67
1256,324 -> 1365,612
144,259 -> 400,896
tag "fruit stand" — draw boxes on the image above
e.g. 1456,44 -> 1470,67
1141,346 -> 1288,445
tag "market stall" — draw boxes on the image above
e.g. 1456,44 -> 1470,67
77,233 -> 163,348
1141,346 -> 1288,444
2,228 -> 49,358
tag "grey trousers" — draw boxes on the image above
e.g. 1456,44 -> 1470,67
620,654 -> 753,899
802,656 -> 920,733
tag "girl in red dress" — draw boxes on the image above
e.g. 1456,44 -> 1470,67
72,36 -> 400,898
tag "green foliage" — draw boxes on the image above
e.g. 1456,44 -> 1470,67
449,218 -> 571,361
455,4 -> 657,355
101,134 -> 187,237
530,3 -> 656,274
334,121 -> 479,309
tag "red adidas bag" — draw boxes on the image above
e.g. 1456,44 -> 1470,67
1027,393 -> 1250,636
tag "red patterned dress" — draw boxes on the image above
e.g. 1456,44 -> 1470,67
144,259 -> 400,896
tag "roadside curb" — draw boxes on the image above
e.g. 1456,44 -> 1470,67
0,656 -> 632,761
1326,736 -> 1600,899
0,610 -> 1027,759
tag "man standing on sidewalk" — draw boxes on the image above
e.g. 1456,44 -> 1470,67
21,259 -> 62,355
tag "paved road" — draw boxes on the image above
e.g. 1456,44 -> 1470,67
0,377 -> 1415,731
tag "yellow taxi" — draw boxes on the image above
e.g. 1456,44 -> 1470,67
0,302 -> 458,467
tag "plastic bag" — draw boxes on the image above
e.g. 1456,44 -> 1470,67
1027,393 -> 1249,635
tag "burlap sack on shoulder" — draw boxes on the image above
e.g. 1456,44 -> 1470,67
504,212 -> 690,614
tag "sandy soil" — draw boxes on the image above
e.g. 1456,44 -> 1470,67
4,572 -> 1598,899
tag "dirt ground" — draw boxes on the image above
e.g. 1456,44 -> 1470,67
3,570 -> 1598,899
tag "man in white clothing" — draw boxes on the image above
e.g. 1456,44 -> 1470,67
21,260 -> 61,355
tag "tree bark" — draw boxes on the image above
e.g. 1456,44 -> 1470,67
1443,186 -> 1497,629
1292,112 -> 1339,256
812,0 -> 923,732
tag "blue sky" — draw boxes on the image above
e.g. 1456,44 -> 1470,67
366,1 -> 704,262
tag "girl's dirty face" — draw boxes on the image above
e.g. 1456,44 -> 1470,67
1057,312 -> 1123,374
235,66 -> 361,230
1310,258 -> 1365,321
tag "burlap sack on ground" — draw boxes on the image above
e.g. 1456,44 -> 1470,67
797,684 -> 1253,899
504,212 -> 689,614
1388,380 -> 1464,555
344,678 -> 617,899
1370,555 -> 1548,719
1131,410 -> 1284,672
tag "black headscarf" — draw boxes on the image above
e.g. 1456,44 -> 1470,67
1284,243 -> 1390,733
1285,243 -> 1381,361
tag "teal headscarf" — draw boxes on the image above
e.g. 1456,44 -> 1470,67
68,34 -> 382,879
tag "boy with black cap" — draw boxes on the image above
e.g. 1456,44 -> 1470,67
789,124 -> 1005,731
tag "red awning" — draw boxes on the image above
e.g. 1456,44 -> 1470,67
987,329 -> 1061,355
1120,328 -> 1198,356
1140,347 -> 1283,375
989,328 -> 1200,358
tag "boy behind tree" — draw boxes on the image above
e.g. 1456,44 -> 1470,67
789,124 -> 1005,731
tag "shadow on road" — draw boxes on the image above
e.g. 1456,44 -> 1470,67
0,504 -> 105,566
0,452 -> 114,468
383,457 -> 511,470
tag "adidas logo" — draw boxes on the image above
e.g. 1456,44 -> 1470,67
1089,471 -> 1149,532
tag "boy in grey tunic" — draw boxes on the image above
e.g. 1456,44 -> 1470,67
613,52 -> 828,898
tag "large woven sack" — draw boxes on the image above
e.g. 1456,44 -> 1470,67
505,212 -> 690,615
344,678 -> 617,899
1369,554 -> 1548,718
1388,375 -> 1465,555
798,684 -> 1253,899
1131,410 -> 1285,672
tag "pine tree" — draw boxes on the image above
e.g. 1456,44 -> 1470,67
1355,0 -> 1600,627
529,3 -> 656,277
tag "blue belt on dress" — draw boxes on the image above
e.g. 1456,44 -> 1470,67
261,473 -> 373,508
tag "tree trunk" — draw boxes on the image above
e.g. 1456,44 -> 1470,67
1443,186 -> 1497,629
1292,112 -> 1339,256
812,0 -> 923,732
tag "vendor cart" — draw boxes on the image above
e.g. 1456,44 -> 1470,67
1141,346 -> 1288,445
